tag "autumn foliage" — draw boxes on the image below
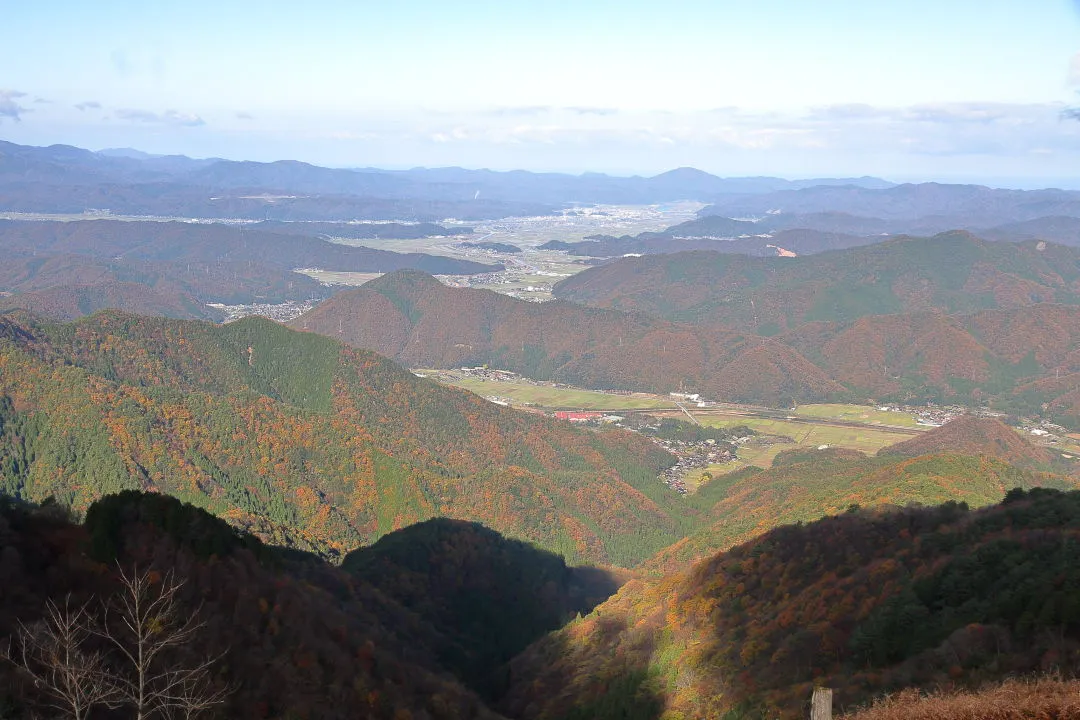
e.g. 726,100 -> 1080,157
0,310 -> 684,567
503,489 -> 1080,720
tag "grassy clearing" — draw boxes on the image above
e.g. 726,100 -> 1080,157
428,374 -> 674,410
794,403 -> 919,428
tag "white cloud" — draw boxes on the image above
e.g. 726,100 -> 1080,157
0,89 -> 29,122
115,108 -> 205,127
405,101 -> 1078,159
1070,52 -> 1080,85
565,106 -> 618,116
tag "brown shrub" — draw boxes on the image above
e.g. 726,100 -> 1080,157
842,677 -> 1080,720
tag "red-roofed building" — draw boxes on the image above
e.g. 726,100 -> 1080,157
554,411 -> 601,422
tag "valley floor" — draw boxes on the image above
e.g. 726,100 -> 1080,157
422,368 -> 1080,490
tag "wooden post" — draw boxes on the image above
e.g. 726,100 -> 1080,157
811,687 -> 833,720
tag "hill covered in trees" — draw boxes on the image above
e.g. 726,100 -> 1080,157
781,303 -> 1080,423
543,214 -> 881,258
293,270 -> 1080,422
290,270 -> 846,406
643,416 -> 1080,574
877,416 -> 1058,467
0,262 -> 228,321
553,232 -> 1080,331
0,309 -> 692,567
503,488 -> 1080,720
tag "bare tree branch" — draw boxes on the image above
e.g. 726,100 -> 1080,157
96,565 -> 228,720
0,597 -> 119,720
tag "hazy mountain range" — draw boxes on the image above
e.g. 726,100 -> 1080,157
2,140 -> 898,221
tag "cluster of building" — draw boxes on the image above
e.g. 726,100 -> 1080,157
1022,421 -> 1070,444
653,438 -> 735,494
454,366 -> 525,382
209,299 -> 321,323
875,404 -> 965,427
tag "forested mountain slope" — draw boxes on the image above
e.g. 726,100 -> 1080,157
698,182 -> 1080,226
290,271 -> 846,406
0,310 -> 686,567
342,517 -> 625,697
877,416 -> 1058,467
552,232 -> 1080,331
781,303 -> 1080,422
504,488 -> 1080,720
294,271 -> 1080,421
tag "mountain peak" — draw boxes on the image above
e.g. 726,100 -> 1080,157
650,167 -> 722,182
365,269 -> 443,293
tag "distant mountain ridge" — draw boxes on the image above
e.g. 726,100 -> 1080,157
0,219 -> 498,320
544,209 -> 1080,260
700,182 -> 1080,227
2,140 -> 895,220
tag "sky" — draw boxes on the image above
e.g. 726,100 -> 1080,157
2,0 -> 1080,185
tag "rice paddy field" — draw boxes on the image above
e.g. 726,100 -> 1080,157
793,403 -> 920,428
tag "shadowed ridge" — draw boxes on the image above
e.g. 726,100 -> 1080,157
0,490 -> 508,718
343,517 -> 624,698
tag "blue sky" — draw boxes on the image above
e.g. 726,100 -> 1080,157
2,0 -> 1080,184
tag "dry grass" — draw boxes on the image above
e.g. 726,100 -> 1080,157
841,677 -> 1080,720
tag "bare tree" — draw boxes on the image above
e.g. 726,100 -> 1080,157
1,598 -> 118,720
96,566 -> 227,720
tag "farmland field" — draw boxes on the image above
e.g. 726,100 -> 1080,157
793,403 -> 920,428
694,414 -> 915,475
421,372 -> 675,410
423,372 -> 931,479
